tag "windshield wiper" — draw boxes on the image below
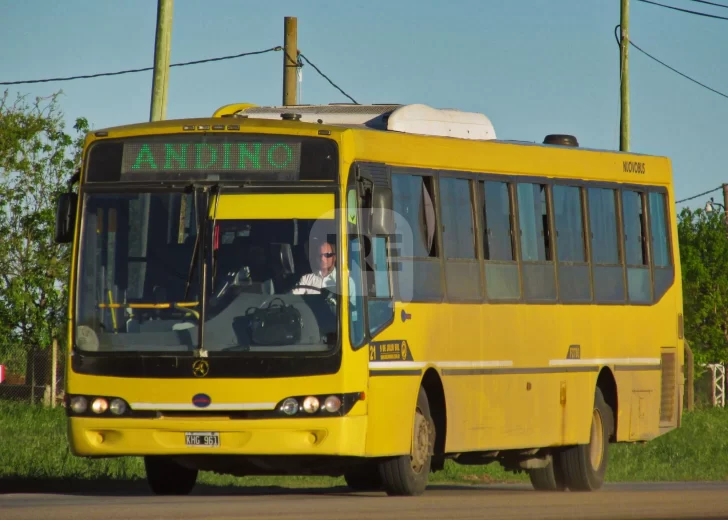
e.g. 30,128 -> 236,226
182,186 -> 201,301
210,184 -> 222,294
180,184 -> 221,359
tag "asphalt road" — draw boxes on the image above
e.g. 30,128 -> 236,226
2,482 -> 728,520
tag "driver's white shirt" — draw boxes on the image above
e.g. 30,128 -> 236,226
292,268 -> 337,294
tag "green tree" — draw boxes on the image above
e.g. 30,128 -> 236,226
0,90 -> 88,383
678,206 -> 728,366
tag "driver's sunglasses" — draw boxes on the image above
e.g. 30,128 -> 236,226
320,253 -> 335,258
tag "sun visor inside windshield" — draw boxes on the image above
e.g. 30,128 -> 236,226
212,194 -> 335,220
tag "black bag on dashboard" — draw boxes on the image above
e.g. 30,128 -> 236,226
246,298 -> 302,346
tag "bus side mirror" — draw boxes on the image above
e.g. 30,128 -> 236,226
371,186 -> 393,235
54,192 -> 78,244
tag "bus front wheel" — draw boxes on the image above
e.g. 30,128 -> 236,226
378,387 -> 435,496
144,456 -> 198,495
560,387 -> 613,491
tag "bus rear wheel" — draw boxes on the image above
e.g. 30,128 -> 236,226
527,453 -> 566,491
560,387 -> 613,491
378,387 -> 435,496
144,456 -> 198,495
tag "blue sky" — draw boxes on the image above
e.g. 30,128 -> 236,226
2,0 -> 726,209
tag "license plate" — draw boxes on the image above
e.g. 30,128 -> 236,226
185,431 -> 220,448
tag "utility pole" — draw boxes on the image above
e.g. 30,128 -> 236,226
620,0 -> 630,152
283,16 -> 298,106
150,0 -> 174,122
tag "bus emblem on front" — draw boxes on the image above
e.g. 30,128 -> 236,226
192,359 -> 210,377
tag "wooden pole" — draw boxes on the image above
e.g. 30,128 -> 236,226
283,17 -> 298,106
620,0 -> 630,152
150,0 -> 174,121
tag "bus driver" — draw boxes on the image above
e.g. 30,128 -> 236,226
292,242 -> 337,295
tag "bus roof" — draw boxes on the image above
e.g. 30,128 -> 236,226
90,103 -> 664,159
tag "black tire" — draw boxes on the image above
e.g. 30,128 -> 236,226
378,387 -> 435,496
344,463 -> 382,491
144,456 -> 198,495
560,387 -> 613,491
528,452 -> 566,491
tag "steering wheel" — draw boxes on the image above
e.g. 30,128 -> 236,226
291,284 -> 326,294
291,284 -> 337,313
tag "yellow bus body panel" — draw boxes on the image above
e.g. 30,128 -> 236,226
66,116 -> 682,463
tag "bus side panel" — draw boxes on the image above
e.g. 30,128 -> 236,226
364,375 -> 420,456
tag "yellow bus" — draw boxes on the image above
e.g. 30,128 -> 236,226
55,102 -> 683,496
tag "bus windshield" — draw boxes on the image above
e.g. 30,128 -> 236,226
75,191 -> 340,354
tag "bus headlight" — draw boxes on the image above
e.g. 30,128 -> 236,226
70,396 -> 88,414
91,398 -> 109,414
302,396 -> 320,413
109,398 -> 127,416
280,397 -> 299,415
323,395 -> 342,413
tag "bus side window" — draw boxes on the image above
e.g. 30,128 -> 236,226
517,182 -> 556,301
347,189 -> 366,349
441,177 -> 481,301
392,172 -> 443,302
588,187 -> 625,303
622,190 -> 651,303
553,185 -> 591,303
482,180 -> 520,300
366,235 -> 394,336
649,191 -> 673,302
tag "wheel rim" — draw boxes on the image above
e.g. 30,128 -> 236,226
410,407 -> 429,473
589,408 -> 604,470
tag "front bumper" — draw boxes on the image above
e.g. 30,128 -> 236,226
68,415 -> 368,457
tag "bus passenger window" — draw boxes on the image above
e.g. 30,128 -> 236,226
622,190 -> 651,303
392,172 -> 443,303
588,188 -> 625,303
553,185 -> 585,263
440,177 -> 476,259
554,185 -> 590,302
517,182 -> 556,301
517,183 -> 551,261
649,192 -> 670,268
482,181 -> 519,300
392,174 -> 438,258
440,177 -> 481,301
649,191 -> 673,301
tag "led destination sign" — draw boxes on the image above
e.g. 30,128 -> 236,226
121,141 -> 302,175
85,135 -> 337,183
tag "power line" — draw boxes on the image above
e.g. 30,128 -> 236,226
636,0 -> 728,20
676,186 -> 723,204
631,39 -> 728,100
298,53 -> 358,105
1,46 -> 360,105
615,26 -> 728,100
0,47 -> 283,86
685,0 -> 728,9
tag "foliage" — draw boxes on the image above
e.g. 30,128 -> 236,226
0,90 -> 88,378
677,206 -> 728,366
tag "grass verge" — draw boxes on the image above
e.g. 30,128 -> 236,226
1,401 -> 727,490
